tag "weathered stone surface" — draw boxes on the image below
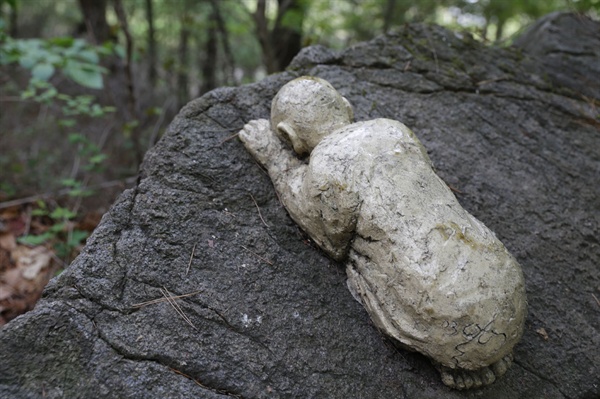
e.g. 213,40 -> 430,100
1,12 -> 598,399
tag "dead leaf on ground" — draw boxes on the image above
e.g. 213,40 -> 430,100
0,232 -> 17,252
0,206 -> 27,236
536,327 -> 549,341
0,202 -> 102,327
0,244 -> 56,327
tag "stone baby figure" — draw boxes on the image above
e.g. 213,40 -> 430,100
239,76 -> 526,390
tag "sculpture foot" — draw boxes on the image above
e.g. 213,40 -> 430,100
437,353 -> 513,390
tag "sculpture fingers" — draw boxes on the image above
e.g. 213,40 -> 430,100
239,119 -> 278,165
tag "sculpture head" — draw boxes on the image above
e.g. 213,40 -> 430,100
271,76 -> 354,156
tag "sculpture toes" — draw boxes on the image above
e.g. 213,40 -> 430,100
440,368 -> 456,388
470,372 -> 483,388
461,373 -> 474,389
481,367 -> 496,386
491,353 -> 513,379
438,356 -> 512,390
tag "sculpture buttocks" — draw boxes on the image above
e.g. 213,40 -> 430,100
239,76 -> 526,390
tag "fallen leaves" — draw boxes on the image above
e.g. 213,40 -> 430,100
0,229 -> 56,327
0,203 -> 99,327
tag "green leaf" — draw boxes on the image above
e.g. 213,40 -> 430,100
60,178 -> 80,187
49,222 -> 66,233
145,106 -> 162,116
48,37 -> 74,48
58,118 -> 76,128
53,242 -> 70,258
0,182 -> 16,197
89,153 -> 107,165
113,44 -> 126,59
68,230 -> 89,247
64,61 -> 103,89
18,232 -> 54,246
49,207 -> 77,220
77,49 -> 99,64
19,54 -> 37,69
31,63 -> 55,80
68,133 -> 86,144
90,103 -> 105,117
68,187 -> 94,197
45,52 -> 62,65
21,86 -> 36,99
31,208 -> 49,216
35,86 -> 58,102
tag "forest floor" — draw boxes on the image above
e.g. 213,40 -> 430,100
0,184 -> 132,326
0,70 -> 172,327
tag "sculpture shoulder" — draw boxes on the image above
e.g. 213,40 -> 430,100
313,118 -> 432,166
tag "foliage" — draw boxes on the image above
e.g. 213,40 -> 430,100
18,200 -> 89,260
0,36 -> 108,89
0,32 -> 115,180
0,15 -> 114,264
305,0 -> 598,46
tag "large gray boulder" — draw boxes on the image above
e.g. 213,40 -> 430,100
1,12 -> 598,399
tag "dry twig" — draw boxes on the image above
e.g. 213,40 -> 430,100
448,184 -> 464,194
161,287 -> 197,330
240,245 -> 273,266
186,243 -> 197,276
130,290 -> 202,309
249,193 -> 269,228
220,131 -> 240,144
593,293 -> 600,307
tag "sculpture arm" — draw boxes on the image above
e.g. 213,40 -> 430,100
238,119 -> 296,170
239,119 -> 358,261
238,118 -> 310,220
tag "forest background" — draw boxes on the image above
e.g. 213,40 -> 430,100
0,0 -> 598,325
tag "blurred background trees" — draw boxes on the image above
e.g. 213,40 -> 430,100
0,0 -> 598,259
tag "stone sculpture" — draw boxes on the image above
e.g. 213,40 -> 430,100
239,76 -> 527,390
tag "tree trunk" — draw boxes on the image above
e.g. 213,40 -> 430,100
199,13 -> 217,95
272,0 -> 305,71
8,1 -> 17,38
113,0 -> 144,165
253,0 -> 278,74
383,0 -> 396,34
177,15 -> 191,109
254,0 -> 306,74
209,0 -> 236,85
495,18 -> 506,41
77,0 -> 112,44
145,0 -> 157,84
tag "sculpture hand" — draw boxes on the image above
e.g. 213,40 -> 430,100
239,119 -> 283,167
